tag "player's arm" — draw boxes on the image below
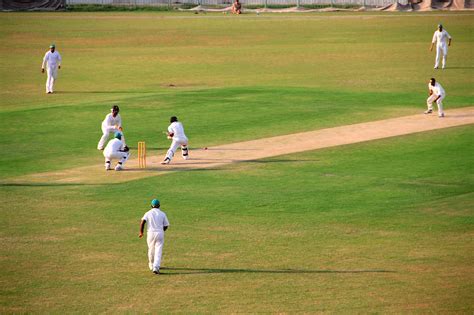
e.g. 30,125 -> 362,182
58,53 -> 62,69
139,219 -> 146,238
430,34 -> 436,51
41,52 -> 47,73
448,36 -> 452,46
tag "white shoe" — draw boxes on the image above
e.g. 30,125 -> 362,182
424,109 -> 433,114
160,158 -> 170,165
438,113 -> 445,118
149,263 -> 153,271
434,66 -> 439,69
182,155 -> 189,160
105,163 -> 111,171
115,164 -> 123,171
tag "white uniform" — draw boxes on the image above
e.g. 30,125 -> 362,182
427,82 -> 445,116
98,113 -> 125,150
103,138 -> 129,167
142,208 -> 169,272
42,50 -> 62,93
432,29 -> 451,69
165,121 -> 189,161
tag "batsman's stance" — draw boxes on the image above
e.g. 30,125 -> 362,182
139,199 -> 170,275
161,116 -> 189,165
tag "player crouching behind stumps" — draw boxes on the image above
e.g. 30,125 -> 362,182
103,132 -> 130,171
161,116 -> 189,165
139,199 -> 170,275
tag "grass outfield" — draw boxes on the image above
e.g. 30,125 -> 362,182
0,11 -> 473,312
2,126 -> 473,312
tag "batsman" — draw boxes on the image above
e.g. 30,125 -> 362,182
161,116 -> 189,165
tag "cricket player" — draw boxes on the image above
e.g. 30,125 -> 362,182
139,199 -> 170,275
97,105 -> 126,150
103,132 -> 130,171
161,116 -> 189,165
425,78 -> 445,118
430,24 -> 452,69
41,43 -> 62,94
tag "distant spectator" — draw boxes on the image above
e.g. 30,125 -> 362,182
232,0 -> 242,14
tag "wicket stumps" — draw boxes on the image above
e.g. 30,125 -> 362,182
138,141 -> 146,169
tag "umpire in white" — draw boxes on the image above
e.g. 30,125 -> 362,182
139,199 -> 170,275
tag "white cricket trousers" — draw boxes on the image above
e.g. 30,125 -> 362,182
435,45 -> 448,69
46,66 -> 58,93
427,94 -> 445,116
98,127 -> 126,150
103,151 -> 130,164
166,138 -> 189,161
147,231 -> 165,271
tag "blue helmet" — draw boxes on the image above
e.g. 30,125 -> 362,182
114,132 -> 122,139
151,199 -> 160,207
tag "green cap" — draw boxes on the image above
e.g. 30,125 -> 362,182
151,199 -> 160,207
114,132 -> 122,139
50,43 -> 55,48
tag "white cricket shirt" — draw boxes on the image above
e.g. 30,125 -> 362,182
42,51 -> 62,69
104,138 -> 124,156
102,113 -> 122,129
142,208 -> 170,232
168,122 -> 187,141
429,82 -> 445,97
432,30 -> 451,47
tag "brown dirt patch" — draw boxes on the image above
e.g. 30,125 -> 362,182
3,107 -> 473,185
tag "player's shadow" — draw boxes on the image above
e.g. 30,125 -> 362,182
159,267 -> 395,275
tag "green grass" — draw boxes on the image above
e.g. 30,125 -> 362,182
1,126 -> 473,312
0,11 -> 473,313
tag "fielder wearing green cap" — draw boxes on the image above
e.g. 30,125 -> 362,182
139,199 -> 170,275
430,23 -> 452,69
151,199 -> 160,207
41,43 -> 61,93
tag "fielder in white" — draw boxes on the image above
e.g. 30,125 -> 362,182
103,132 -> 130,171
139,199 -> 170,275
425,78 -> 445,118
41,44 -> 62,94
430,24 -> 452,69
161,116 -> 189,165
98,105 -> 126,150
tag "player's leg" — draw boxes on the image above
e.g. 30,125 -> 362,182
442,46 -> 448,69
50,67 -> 57,93
161,140 -> 180,164
434,46 -> 441,69
181,140 -> 189,160
115,152 -> 130,170
147,232 -> 156,271
46,68 -> 52,93
97,127 -> 111,150
425,95 -> 436,114
153,233 -> 164,273
104,155 -> 112,171
436,96 -> 445,117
